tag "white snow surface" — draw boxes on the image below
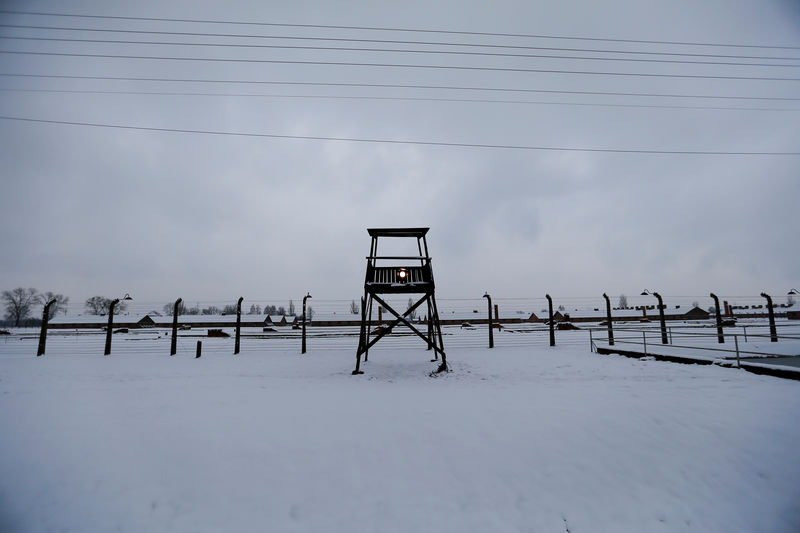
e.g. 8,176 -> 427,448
1,331 -> 799,532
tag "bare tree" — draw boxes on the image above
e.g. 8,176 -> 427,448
85,296 -> 106,315
2,287 -> 39,327
691,300 -> 699,309
349,299 -> 359,314
406,298 -> 417,320
85,296 -> 127,315
277,306 -> 286,315
163,301 -> 187,316
40,291 -> 69,319
618,294 -> 628,308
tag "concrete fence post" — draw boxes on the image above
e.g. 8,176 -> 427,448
710,293 -> 724,343
602,293 -> 614,346
36,299 -> 56,356
171,297 -> 182,356
302,292 -> 312,354
483,292 -> 494,349
104,299 -> 120,356
234,297 -> 243,354
546,294 -> 555,347
103,294 -> 132,356
761,292 -> 778,342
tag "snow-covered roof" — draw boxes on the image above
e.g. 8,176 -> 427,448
307,312 -> 363,323
556,308 -> 644,320
49,315 -> 134,324
555,306 -> 709,320
146,314 -> 267,325
438,310 -> 496,321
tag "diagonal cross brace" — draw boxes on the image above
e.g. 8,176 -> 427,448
357,294 -> 427,353
358,294 -> 445,358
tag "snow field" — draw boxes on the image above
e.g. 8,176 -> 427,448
1,331 -> 799,532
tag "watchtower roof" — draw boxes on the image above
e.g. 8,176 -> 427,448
367,227 -> 429,238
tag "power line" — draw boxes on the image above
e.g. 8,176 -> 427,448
4,50 -> 800,81
3,73 -> 796,101
2,115 -> 798,155
2,8 -> 799,50
3,31 -> 800,66
2,87 -> 796,112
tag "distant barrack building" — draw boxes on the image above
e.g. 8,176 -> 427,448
48,313 -> 300,330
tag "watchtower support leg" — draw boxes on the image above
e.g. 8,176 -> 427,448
353,296 -> 368,374
429,294 -> 447,371
364,294 -> 373,362
427,297 -> 435,357
427,306 -> 433,351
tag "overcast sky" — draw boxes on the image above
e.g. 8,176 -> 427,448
1,0 -> 798,312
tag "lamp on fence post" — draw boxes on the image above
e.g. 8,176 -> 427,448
105,293 -> 132,356
170,297 -> 182,356
641,290 -> 668,344
546,294 -> 555,347
483,292 -> 494,349
234,297 -> 243,354
302,292 -> 311,354
602,293 -> 614,346
37,298 -> 57,356
709,293 -> 724,343
761,292 -> 778,342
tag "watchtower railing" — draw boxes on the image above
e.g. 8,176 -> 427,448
365,255 -> 433,289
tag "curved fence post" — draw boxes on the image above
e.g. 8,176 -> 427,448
710,292 -> 724,343
761,292 -> 778,342
234,297 -> 243,354
171,297 -> 182,356
656,293 -> 668,344
483,292 -> 494,348
37,299 -> 56,356
104,298 -> 119,356
302,292 -> 312,354
602,293 -> 614,346
546,294 -> 555,347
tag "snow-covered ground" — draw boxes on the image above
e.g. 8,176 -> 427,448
1,328 -> 799,532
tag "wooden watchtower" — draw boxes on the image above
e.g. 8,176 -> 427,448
353,228 -> 447,375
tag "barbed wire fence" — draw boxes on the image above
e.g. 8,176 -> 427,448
2,292 -> 798,360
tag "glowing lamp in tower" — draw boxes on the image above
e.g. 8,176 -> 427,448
397,268 -> 409,283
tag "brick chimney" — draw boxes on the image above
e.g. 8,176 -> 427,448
494,304 -> 499,322
723,301 -> 730,317
378,307 -> 383,324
